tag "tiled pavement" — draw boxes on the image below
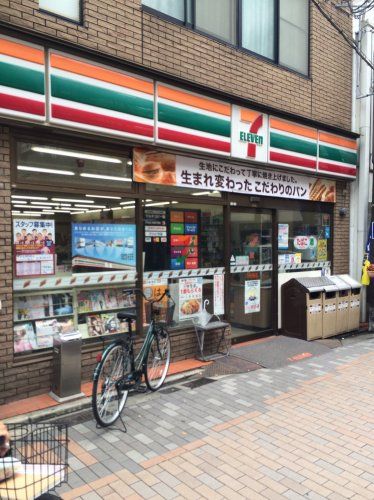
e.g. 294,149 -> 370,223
57,337 -> 374,499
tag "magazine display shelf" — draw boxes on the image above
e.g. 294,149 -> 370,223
13,272 -> 137,354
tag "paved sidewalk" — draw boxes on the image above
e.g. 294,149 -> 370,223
57,338 -> 374,499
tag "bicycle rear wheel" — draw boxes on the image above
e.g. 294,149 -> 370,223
145,327 -> 171,391
92,343 -> 130,427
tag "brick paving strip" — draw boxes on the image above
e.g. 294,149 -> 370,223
57,339 -> 374,499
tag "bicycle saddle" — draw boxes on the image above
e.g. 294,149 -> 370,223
117,309 -> 137,321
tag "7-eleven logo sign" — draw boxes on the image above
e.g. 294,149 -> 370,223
232,106 -> 268,162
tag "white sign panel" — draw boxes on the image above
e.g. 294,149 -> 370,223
179,277 -> 203,320
244,280 -> 261,314
231,106 -> 268,162
214,274 -> 225,316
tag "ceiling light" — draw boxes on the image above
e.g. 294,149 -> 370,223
23,211 -> 44,215
13,205 -> 32,208
145,201 -> 171,207
192,191 -> 211,196
12,200 -> 27,204
120,200 -> 136,206
12,195 -> 48,200
85,209 -> 102,213
12,211 -> 21,214
80,173 -> 131,182
52,198 -> 94,203
17,165 -> 75,176
30,202 -> 54,206
86,194 -> 122,200
74,204 -> 105,209
31,147 -> 122,164
127,160 -> 133,166
25,205 -> 55,209
111,207 -> 122,211
21,213 -> 41,217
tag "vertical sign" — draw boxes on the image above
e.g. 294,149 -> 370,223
244,280 -> 261,314
214,274 -> 225,315
179,277 -> 203,320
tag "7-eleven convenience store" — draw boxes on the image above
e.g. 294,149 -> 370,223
0,33 -> 358,403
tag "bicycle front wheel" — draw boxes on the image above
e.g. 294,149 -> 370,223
92,343 -> 130,427
145,327 -> 171,391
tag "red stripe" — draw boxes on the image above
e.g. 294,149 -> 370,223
0,92 -> 45,116
247,114 -> 263,158
318,161 -> 356,177
158,127 -> 230,153
270,151 -> 316,169
52,104 -> 154,137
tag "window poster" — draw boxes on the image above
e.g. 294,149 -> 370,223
169,209 -> 200,270
179,277 -> 203,320
214,274 -> 225,316
143,277 -> 168,324
72,223 -> 136,269
278,224 -> 289,249
317,239 -> 328,261
13,219 -> 55,278
144,208 -> 168,271
244,280 -> 261,314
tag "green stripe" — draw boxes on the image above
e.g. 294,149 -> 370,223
319,144 -> 357,165
51,75 -> 154,119
0,61 -> 44,95
158,103 -> 230,138
270,132 -> 317,157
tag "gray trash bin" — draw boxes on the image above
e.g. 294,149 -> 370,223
338,275 -> 362,332
50,331 -> 84,402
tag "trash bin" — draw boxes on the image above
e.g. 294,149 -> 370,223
322,280 -> 338,338
338,275 -> 362,332
50,331 -> 84,402
328,276 -> 350,334
281,277 -> 329,340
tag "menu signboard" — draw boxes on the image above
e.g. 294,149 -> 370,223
169,210 -> 200,270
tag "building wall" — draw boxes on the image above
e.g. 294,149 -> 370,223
0,0 -> 352,130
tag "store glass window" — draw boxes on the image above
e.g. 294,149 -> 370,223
12,179 -> 137,354
241,0 -> 275,60
278,210 -> 332,266
16,143 -> 132,191
279,0 -> 309,74
143,201 -> 224,325
39,0 -> 81,22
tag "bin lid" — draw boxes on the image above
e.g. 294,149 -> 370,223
294,276 -> 336,293
58,331 -> 81,342
328,275 -> 351,291
337,274 -> 362,290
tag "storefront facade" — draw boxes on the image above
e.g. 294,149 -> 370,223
0,3 -> 356,403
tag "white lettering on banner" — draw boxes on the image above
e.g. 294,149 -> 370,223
177,156 -> 310,200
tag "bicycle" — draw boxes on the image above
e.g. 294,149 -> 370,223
92,288 -> 174,427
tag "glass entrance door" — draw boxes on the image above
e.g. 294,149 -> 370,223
229,209 -> 274,341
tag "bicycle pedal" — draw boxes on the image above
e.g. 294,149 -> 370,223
136,385 -> 148,393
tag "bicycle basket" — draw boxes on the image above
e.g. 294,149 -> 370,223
0,423 -> 68,500
148,298 -> 175,326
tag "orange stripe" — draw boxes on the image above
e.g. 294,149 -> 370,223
319,132 -> 357,150
240,109 -> 261,124
50,54 -> 154,95
158,85 -> 231,116
0,38 -> 44,65
270,117 -> 317,140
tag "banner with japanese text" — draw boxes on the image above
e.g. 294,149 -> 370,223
133,149 -> 336,202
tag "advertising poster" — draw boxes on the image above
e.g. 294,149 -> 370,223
143,277 -> 169,324
278,224 -> 289,249
133,148 -> 336,203
144,208 -> 168,271
317,239 -> 328,261
179,277 -> 203,320
244,280 -> 261,314
169,210 -> 200,270
214,274 -> 225,316
13,219 -> 55,278
72,223 -> 136,269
